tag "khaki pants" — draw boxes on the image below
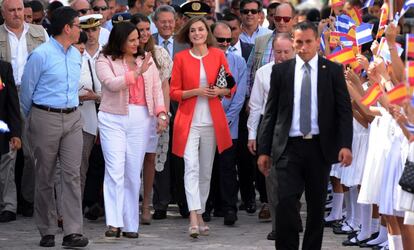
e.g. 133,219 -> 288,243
28,107 -> 83,236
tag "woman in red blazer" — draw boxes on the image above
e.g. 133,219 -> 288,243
170,17 -> 235,238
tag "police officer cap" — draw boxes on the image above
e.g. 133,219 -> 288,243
180,1 -> 211,18
111,12 -> 132,25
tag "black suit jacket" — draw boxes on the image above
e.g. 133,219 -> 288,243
0,60 -> 21,156
257,56 -> 353,164
240,41 -> 253,63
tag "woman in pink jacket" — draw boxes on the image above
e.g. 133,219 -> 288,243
95,22 -> 168,238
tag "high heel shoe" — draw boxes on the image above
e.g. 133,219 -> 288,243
199,224 -> 210,236
141,206 -> 152,225
188,225 -> 199,238
105,227 -> 121,238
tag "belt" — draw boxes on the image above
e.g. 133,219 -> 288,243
33,103 -> 77,114
289,134 -> 319,141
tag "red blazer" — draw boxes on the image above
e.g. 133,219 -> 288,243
170,47 -> 235,157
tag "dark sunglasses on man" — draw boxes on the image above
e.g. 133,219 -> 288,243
78,8 -> 90,15
93,6 -> 108,12
274,16 -> 292,23
215,37 -> 232,43
241,9 -> 259,15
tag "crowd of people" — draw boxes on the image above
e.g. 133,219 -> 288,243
1,0 -> 414,249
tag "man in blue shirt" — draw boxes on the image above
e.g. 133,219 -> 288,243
205,22 -> 246,226
20,7 -> 88,248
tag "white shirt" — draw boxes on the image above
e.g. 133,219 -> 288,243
247,61 -> 274,140
228,39 -> 242,58
98,27 -> 110,46
289,54 -> 319,137
190,50 -> 213,126
5,23 -> 49,86
157,35 -> 174,57
78,46 -> 102,136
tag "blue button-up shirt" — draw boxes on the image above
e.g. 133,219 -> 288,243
222,52 -> 247,139
20,37 -> 82,116
239,25 -> 272,45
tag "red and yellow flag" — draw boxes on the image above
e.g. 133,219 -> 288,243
376,2 -> 389,39
407,34 -> 414,60
346,7 -> 362,26
408,61 -> 414,88
327,47 -> 357,65
361,83 -> 383,106
330,0 -> 344,7
387,84 -> 409,104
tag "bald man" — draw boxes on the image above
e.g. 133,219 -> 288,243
0,0 -> 48,221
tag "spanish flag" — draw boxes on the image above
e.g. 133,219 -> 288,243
407,61 -> 414,87
376,2 -> 389,39
330,0 -> 344,7
327,47 -> 357,65
387,84 -> 409,104
407,34 -> 414,60
346,7 -> 362,26
361,83 -> 383,106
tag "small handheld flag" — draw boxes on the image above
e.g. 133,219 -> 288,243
361,83 -> 383,106
387,84 -> 409,104
356,23 -> 374,46
327,47 -> 357,65
346,7 -> 362,26
407,34 -> 414,60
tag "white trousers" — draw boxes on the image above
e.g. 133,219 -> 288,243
183,125 -> 216,214
98,105 -> 151,232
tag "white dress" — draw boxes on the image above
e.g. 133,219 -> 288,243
340,118 -> 369,187
378,121 -> 408,216
358,110 -> 393,205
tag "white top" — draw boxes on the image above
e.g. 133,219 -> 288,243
78,47 -> 102,136
98,27 -> 110,46
190,50 -> 213,126
247,61 -> 274,140
5,23 -> 49,86
228,39 -> 242,58
289,54 -> 319,137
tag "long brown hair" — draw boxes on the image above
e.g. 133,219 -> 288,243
130,13 -> 160,69
174,16 -> 216,48
102,22 -> 145,61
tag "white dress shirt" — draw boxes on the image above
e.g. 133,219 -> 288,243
247,61 -> 274,140
5,23 -> 49,86
98,27 -> 110,46
289,54 -> 320,137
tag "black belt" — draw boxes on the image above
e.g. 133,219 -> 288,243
288,134 -> 319,141
33,103 -> 77,114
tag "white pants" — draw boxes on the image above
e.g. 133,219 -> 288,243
98,105 -> 151,232
183,125 -> 216,214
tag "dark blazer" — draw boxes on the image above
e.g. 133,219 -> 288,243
257,56 -> 353,164
152,33 -> 189,59
240,40 -> 253,63
0,60 -> 21,156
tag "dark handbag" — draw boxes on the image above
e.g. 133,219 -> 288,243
215,65 -> 235,89
399,160 -> 414,194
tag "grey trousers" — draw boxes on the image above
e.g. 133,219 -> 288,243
80,132 -> 95,198
266,166 -> 277,231
0,150 -> 17,213
28,107 -> 84,236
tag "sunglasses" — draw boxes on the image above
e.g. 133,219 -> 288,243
215,37 -> 232,43
78,8 -> 90,15
241,9 -> 259,15
93,6 -> 108,11
274,16 -> 292,23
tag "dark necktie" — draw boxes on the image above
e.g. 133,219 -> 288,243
300,62 -> 311,136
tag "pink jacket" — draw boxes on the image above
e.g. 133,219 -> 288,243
95,53 -> 166,116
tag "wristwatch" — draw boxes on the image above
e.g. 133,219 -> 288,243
159,114 -> 168,121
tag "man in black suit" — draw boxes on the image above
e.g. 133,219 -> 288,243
257,21 -> 353,250
223,13 -> 253,62
0,60 -> 21,222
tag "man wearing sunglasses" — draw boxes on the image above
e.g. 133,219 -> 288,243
206,22 -> 246,226
90,0 -> 109,28
239,0 -> 271,45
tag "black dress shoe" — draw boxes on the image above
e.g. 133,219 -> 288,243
39,235 -> 55,247
267,230 -> 276,240
342,237 -> 370,247
239,202 -> 246,211
202,211 -> 211,222
245,202 -> 257,214
178,204 -> 190,218
324,219 -> 340,227
152,210 -> 167,220
105,227 -> 121,238
122,232 -> 139,238
62,233 -> 89,247
333,226 -> 354,235
224,210 -> 238,226
0,211 -> 16,222
358,242 -> 378,248
213,209 -> 224,217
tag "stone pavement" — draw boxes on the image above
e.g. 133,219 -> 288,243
0,205 -> 354,250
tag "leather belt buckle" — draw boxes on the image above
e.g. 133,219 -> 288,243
302,134 -> 313,140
